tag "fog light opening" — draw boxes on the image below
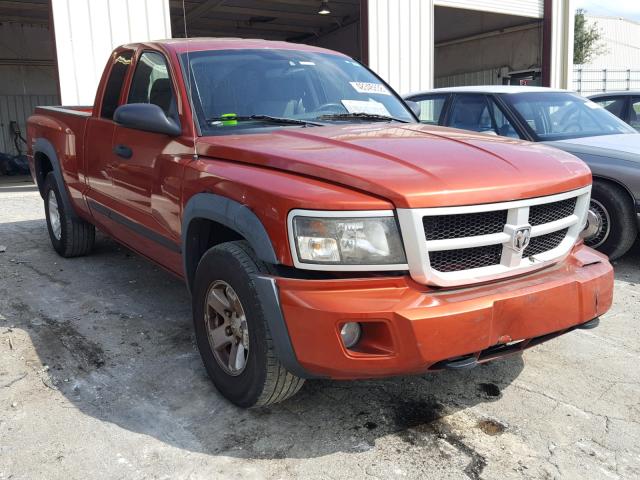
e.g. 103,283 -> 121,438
340,322 -> 361,349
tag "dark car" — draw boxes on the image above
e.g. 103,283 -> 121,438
404,86 -> 640,260
589,91 -> 640,131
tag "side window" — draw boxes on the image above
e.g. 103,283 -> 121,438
101,51 -> 133,119
630,98 -> 640,131
412,95 -> 447,124
448,94 -> 493,133
592,97 -> 626,119
127,51 -> 177,118
488,98 -> 521,138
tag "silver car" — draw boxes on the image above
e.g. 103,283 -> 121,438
589,91 -> 640,131
404,86 -> 640,259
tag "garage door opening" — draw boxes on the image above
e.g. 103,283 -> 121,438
434,6 -> 543,88
0,1 -> 59,158
170,0 -> 364,61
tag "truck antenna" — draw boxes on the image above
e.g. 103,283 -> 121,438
182,0 -> 198,160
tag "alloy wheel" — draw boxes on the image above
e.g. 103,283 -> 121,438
47,189 -> 62,241
204,280 -> 250,376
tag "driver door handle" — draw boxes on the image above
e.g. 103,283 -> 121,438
113,144 -> 133,159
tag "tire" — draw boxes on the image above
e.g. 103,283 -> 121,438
192,240 -> 304,408
584,181 -> 637,260
43,173 -> 95,257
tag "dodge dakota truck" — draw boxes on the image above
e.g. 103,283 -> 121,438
27,39 -> 613,408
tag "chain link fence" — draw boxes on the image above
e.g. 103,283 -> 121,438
573,67 -> 640,96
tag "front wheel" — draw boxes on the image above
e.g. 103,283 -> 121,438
583,181 -> 637,260
192,241 -> 304,408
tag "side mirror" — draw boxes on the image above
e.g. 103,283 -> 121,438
405,100 -> 421,119
114,103 -> 181,136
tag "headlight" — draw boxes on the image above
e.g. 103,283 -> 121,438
289,211 -> 407,268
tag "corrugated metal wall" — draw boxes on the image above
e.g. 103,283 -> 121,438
368,0 -> 435,94
435,67 -> 507,88
434,0 -> 543,19
367,0 -> 549,94
50,0 -> 172,106
0,95 -> 59,155
0,23 -> 59,156
582,16 -> 640,68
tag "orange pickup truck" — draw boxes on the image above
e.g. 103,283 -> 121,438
27,39 -> 613,407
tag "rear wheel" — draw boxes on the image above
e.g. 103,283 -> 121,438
43,173 -> 95,257
192,241 -> 304,408
584,181 -> 637,260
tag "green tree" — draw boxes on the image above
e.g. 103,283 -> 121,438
574,9 -> 605,64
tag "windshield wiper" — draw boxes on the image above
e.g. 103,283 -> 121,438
317,112 -> 409,123
206,115 -> 322,127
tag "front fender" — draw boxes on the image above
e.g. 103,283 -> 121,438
182,193 -> 279,291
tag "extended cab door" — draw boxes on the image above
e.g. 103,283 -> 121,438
85,50 -> 134,201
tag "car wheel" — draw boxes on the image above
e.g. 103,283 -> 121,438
583,181 -> 637,260
43,173 -> 95,257
192,240 -> 304,408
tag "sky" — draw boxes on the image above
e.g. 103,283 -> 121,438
575,0 -> 640,22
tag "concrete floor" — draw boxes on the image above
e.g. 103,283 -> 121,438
1,176 -> 639,480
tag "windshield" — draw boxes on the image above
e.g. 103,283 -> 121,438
504,92 -> 635,141
180,49 -> 415,134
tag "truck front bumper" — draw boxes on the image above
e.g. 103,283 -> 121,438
263,244 -> 613,380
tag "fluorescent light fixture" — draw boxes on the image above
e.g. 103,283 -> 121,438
318,0 -> 330,15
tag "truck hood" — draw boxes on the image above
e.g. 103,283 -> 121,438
545,133 -> 640,160
197,123 -> 590,208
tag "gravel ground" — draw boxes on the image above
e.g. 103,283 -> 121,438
1,175 -> 639,480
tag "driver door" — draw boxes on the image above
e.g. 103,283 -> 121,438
109,50 -> 183,269
111,51 -> 178,216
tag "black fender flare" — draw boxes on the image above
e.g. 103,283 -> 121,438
181,193 -> 279,291
182,194 -> 317,379
33,138 -> 79,219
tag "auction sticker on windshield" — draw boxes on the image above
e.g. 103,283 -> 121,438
341,99 -> 390,116
350,82 -> 391,95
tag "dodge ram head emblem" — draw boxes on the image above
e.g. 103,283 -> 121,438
512,226 -> 532,253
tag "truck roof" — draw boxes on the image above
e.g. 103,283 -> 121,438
121,37 -> 346,57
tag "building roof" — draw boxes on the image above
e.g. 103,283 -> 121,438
404,86 -> 569,97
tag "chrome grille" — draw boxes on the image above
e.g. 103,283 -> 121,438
423,210 -> 507,240
397,186 -> 592,287
529,198 -> 576,226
